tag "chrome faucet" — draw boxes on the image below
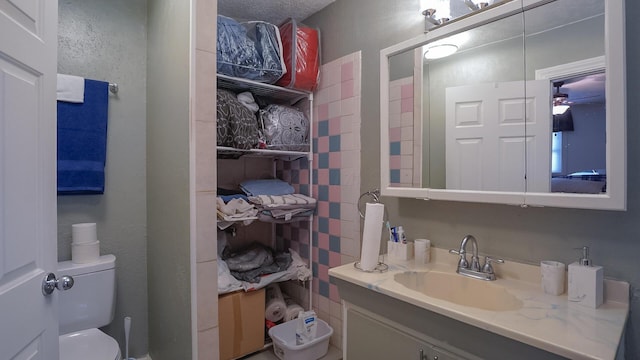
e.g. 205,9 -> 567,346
449,235 -> 504,281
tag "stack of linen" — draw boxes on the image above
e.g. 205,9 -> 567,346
216,178 -> 316,228
241,179 -> 316,223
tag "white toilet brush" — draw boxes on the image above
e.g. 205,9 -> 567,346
124,316 -> 133,360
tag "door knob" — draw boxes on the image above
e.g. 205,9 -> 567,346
42,273 -> 74,295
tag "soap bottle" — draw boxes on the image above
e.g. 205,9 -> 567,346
567,246 -> 603,308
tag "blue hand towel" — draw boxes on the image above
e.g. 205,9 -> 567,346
57,79 -> 109,194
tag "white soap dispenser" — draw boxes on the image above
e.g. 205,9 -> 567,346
568,246 -> 603,308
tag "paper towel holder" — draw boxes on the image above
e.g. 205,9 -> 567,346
356,189 -> 389,273
358,189 -> 389,220
353,261 -> 388,273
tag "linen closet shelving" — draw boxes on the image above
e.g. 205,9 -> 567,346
216,73 -> 314,359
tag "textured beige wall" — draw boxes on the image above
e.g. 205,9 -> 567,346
57,0 -> 148,356
147,0 -> 192,358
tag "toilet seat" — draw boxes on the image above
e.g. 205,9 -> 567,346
60,328 -> 121,360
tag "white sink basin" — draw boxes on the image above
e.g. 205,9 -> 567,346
394,271 -> 523,311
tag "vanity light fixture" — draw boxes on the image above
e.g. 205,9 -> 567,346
422,8 -> 450,32
424,43 -> 458,59
423,0 -> 494,32
464,0 -> 489,11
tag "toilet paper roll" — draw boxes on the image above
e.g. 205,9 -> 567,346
72,240 -> 100,264
265,284 -> 286,322
283,296 -> 304,322
72,223 -> 97,244
359,203 -> 385,271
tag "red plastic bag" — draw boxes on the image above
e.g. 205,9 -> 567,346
276,19 -> 320,92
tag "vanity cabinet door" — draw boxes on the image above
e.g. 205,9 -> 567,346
345,306 -> 467,360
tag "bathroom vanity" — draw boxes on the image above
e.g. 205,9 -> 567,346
330,248 -> 629,360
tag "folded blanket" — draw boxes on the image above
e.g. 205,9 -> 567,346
219,194 -> 249,203
267,208 -> 314,218
240,178 -> 294,196
216,197 -> 258,218
258,209 -> 314,223
248,193 -> 316,209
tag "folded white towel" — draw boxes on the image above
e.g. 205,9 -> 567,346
57,74 -> 85,103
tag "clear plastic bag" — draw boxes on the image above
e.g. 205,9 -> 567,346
259,104 -> 309,151
217,15 -> 286,83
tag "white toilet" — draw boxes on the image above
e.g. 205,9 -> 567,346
58,254 -> 122,360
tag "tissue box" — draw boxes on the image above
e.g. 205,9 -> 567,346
388,241 -> 414,261
218,289 -> 265,360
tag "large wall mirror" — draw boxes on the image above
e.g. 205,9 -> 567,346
380,0 -> 626,210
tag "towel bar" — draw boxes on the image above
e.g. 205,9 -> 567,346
108,83 -> 118,94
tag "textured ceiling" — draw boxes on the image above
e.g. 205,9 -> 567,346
218,0 -> 335,25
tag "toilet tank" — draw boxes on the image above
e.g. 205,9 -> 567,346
58,255 -> 116,335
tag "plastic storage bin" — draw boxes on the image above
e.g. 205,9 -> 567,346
268,318 -> 333,360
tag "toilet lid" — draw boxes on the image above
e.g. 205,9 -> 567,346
60,328 -> 121,360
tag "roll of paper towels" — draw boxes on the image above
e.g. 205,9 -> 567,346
359,202 -> 385,271
72,223 -> 97,244
283,295 -> 304,322
265,284 -> 286,322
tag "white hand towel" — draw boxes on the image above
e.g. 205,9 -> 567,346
57,74 -> 85,103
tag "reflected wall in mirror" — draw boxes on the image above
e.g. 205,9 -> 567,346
381,0 -> 626,210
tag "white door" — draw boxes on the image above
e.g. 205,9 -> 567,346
445,80 -> 550,192
0,0 -> 59,358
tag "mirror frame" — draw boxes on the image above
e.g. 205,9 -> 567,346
380,0 -> 626,210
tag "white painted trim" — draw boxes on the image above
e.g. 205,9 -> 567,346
412,48 -> 423,187
535,56 -> 605,81
189,1 -> 198,359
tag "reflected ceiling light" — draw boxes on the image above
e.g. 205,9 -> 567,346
424,44 -> 458,59
552,81 -> 570,115
553,105 -> 570,115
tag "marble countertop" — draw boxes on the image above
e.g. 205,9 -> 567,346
329,248 -> 629,360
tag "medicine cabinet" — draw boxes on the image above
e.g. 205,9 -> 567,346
380,0 -> 626,210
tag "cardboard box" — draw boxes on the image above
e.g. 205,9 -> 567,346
219,288 -> 266,360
